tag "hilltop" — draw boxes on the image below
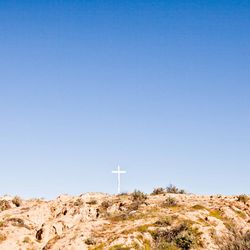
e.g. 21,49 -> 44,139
0,189 -> 249,249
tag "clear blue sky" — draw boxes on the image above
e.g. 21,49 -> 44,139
0,1 -> 249,198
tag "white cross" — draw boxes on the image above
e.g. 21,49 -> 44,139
112,165 -> 126,194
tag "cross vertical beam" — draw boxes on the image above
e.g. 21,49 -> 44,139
112,165 -> 126,194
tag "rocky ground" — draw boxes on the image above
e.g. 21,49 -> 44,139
0,190 -> 249,250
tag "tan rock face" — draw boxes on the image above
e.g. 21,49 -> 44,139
0,193 -> 249,249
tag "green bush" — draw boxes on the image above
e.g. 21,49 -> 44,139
175,236 -> 193,250
151,222 -> 199,250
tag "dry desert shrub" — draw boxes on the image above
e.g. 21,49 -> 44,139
0,200 -> 11,211
237,194 -> 249,204
100,200 -> 112,210
166,184 -> 185,194
215,227 -> 250,250
87,199 -> 98,205
74,198 -> 84,206
151,222 -> 201,250
151,187 -> 165,195
154,216 -> 173,227
97,200 -> 112,218
131,190 -> 147,202
85,237 -> 96,245
163,196 -> 178,207
12,196 -> 22,207
128,201 -> 141,211
128,190 -> 147,212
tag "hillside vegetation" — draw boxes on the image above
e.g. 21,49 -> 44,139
0,188 -> 249,249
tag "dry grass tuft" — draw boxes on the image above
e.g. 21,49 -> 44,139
192,204 -> 207,210
23,236 -> 31,243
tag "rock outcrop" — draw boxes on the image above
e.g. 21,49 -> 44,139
0,192 -> 249,249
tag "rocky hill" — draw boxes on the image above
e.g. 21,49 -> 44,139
0,190 -> 249,249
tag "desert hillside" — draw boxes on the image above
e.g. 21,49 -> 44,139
0,189 -> 249,250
